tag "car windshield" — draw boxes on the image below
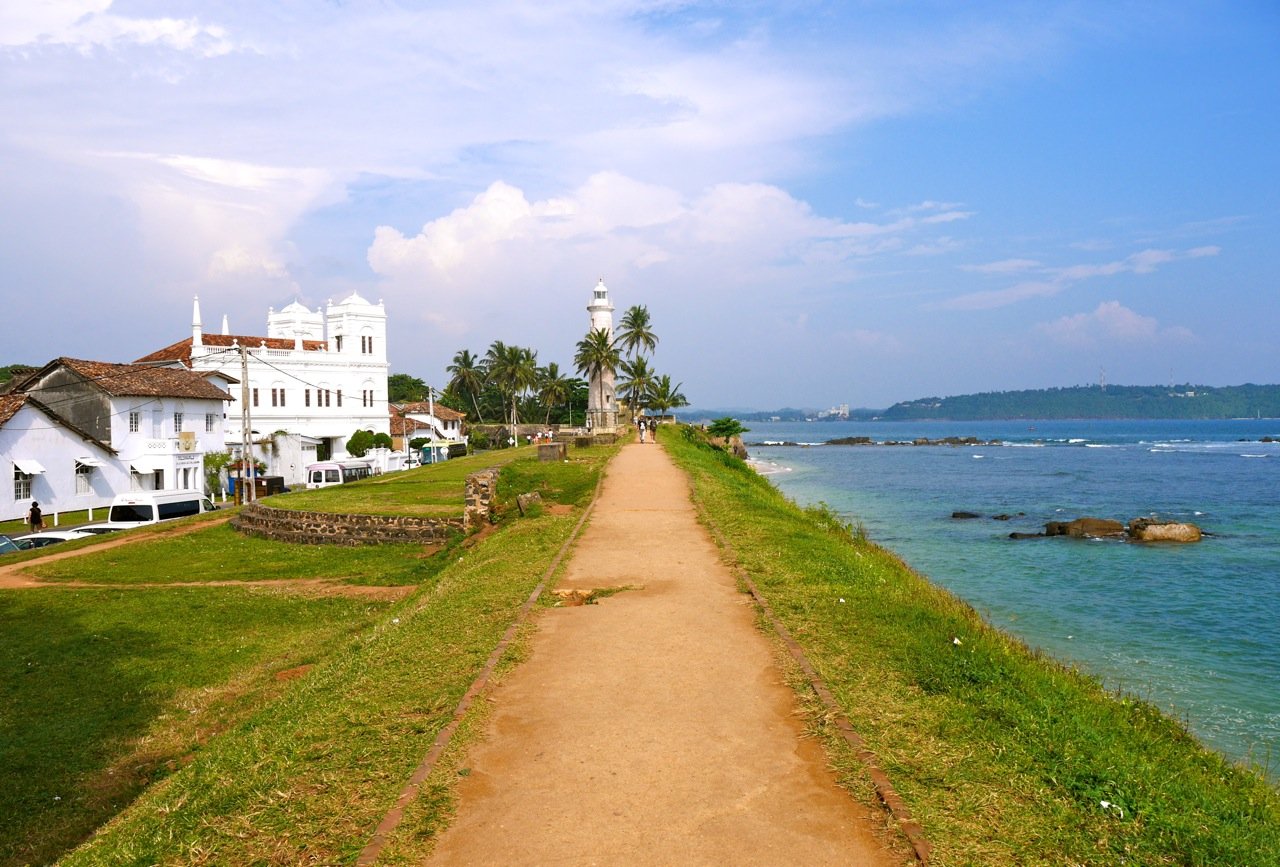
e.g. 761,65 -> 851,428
0,535 -> 22,553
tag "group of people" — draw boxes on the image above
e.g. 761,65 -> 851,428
636,417 -> 656,443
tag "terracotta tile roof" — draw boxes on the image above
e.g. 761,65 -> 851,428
390,414 -> 433,437
43,358 -> 233,401
135,334 -> 329,365
397,401 -> 466,421
0,393 -> 26,427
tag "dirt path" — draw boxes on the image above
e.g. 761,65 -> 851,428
424,441 -> 907,865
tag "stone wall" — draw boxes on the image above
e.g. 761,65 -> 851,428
464,468 -> 499,529
230,467 -> 500,545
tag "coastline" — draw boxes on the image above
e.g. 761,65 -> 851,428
667,425 -> 1280,863
742,418 -> 1280,779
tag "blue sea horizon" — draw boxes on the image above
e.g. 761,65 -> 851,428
747,418 -> 1280,779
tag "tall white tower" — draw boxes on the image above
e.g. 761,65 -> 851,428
586,278 -> 618,431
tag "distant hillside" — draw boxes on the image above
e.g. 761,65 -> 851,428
882,384 -> 1280,420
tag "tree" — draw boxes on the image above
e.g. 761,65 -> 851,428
648,375 -> 688,417
616,305 -> 658,360
447,349 -> 486,422
574,327 -> 621,423
537,362 -> 573,426
485,341 -> 538,431
707,417 -> 749,440
346,429 -> 375,457
617,355 -> 656,419
388,373 -> 428,403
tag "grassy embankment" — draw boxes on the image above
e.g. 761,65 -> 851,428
2,443 -> 614,866
663,425 -> 1280,866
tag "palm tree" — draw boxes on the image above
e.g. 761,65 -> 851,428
616,304 -> 658,360
648,374 -> 688,419
486,341 -> 538,436
617,355 -> 656,420
447,348 -> 486,422
574,327 -> 621,426
537,362 -> 573,426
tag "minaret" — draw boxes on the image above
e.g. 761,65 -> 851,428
192,296 -> 203,347
586,278 -> 617,431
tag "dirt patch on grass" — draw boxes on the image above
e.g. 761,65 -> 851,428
0,516 -> 234,589
275,663 -> 315,681
0,573 -> 415,600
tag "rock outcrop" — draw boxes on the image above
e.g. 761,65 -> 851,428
1127,518 -> 1202,543
1044,517 -> 1126,539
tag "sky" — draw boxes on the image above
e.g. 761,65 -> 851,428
2,1 -> 1277,410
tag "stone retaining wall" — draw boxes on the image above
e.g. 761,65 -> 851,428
230,467 -> 501,546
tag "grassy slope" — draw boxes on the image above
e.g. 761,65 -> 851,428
50,443 -> 613,865
1,588 -> 392,867
663,426 -> 1280,866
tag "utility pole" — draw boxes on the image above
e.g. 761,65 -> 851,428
239,344 -> 256,503
427,386 -> 437,466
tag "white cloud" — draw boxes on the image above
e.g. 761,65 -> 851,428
944,246 -> 1221,310
0,1 -> 235,55
1036,301 -> 1195,347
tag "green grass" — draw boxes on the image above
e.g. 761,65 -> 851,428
24,523 -> 434,587
0,587 -> 394,867
268,447 -> 530,517
662,424 -> 1280,866
2,441 -> 616,866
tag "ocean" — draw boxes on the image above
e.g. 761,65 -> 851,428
745,419 -> 1280,777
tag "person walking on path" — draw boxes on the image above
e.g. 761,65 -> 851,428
27,501 -> 43,533
422,441 -> 906,866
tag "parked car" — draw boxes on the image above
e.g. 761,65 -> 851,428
0,535 -> 19,555
12,529 -> 96,549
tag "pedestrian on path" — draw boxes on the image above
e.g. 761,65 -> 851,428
27,501 -> 43,532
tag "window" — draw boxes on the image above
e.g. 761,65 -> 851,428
13,467 -> 32,500
252,388 -> 259,407
129,411 -> 140,433
323,389 -> 331,407
271,388 -> 278,407
279,388 -> 286,407
304,389 -> 311,407
361,335 -> 373,354
76,462 -> 93,495
174,412 -> 184,432
334,335 -> 343,352
205,413 -> 216,432
336,389 -> 342,408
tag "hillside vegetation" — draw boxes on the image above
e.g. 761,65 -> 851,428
883,383 -> 1280,420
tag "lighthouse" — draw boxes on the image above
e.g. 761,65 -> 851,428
586,278 -> 618,431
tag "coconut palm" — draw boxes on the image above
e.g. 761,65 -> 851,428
486,341 -> 538,434
537,362 -> 573,426
574,327 -> 621,424
617,355 -> 657,420
447,348 -> 486,422
616,304 -> 658,360
648,374 -> 688,419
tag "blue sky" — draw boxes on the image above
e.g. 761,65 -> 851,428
2,1 -> 1277,409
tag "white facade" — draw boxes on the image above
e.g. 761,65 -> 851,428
139,293 -> 392,475
586,279 -> 618,430
2,364 -> 231,523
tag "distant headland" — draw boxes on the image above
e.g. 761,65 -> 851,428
683,383 -> 1280,422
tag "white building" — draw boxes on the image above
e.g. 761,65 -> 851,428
1,358 -> 232,522
586,279 -> 619,431
136,294 -> 391,473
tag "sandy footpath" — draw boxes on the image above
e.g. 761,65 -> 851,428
424,441 -> 905,866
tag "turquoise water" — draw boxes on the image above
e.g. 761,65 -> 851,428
747,419 -> 1280,776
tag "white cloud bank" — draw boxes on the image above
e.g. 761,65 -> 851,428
1036,301 -> 1195,348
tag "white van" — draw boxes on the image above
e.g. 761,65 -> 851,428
91,490 -> 218,530
304,460 -> 374,489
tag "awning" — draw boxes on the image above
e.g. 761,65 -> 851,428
13,458 -> 46,475
129,455 -> 167,473
75,456 -> 107,467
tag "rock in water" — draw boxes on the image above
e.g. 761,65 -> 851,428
1044,517 -> 1127,538
1127,518 -> 1202,543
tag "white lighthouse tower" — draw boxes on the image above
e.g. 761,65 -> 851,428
586,278 -> 618,431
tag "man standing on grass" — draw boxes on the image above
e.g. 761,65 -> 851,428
27,501 -> 43,532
